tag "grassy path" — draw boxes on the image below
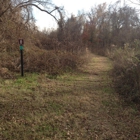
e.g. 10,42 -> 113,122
0,53 -> 140,140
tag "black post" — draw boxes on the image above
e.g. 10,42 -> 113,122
20,49 -> 24,76
19,39 -> 24,77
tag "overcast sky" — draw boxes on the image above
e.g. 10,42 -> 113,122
33,0 -> 134,30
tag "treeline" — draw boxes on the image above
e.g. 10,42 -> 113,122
1,1 -> 140,52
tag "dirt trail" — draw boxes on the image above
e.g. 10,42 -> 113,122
76,53 -> 140,140
69,53 -> 117,140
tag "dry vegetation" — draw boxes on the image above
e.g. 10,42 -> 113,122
0,0 -> 86,77
108,43 -> 140,104
1,53 -> 140,140
1,0 -> 140,139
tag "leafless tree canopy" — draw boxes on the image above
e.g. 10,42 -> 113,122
0,0 -> 64,51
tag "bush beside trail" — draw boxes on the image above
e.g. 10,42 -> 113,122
108,46 -> 140,105
0,46 -> 86,78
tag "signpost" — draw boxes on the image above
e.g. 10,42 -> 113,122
19,39 -> 24,76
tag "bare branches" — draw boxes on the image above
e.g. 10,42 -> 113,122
128,0 -> 140,5
19,3 -> 59,22
0,0 -> 63,25
0,0 -> 11,18
0,4 -> 11,18
12,0 -> 64,24
0,0 -> 64,50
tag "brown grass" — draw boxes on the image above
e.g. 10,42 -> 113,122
0,52 -> 140,140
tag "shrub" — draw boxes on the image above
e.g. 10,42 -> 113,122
0,46 -> 85,78
109,45 -> 140,104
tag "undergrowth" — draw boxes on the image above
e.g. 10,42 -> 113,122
0,46 -> 87,79
108,44 -> 140,105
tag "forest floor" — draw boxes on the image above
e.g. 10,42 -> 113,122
0,52 -> 140,140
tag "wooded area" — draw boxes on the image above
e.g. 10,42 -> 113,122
1,0 -> 140,139
1,0 -> 140,103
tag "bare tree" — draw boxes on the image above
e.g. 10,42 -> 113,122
81,1 -> 140,55
0,0 -> 64,51
0,0 -> 64,27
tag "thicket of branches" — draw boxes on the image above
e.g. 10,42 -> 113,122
0,0 -> 87,78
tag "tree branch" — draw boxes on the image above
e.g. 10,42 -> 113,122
0,3 -> 11,18
18,3 -> 59,22
128,0 -> 140,5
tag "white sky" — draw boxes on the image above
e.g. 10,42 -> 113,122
33,0 -> 134,30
